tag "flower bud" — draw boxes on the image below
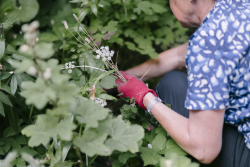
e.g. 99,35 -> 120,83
43,68 -> 52,80
21,24 -> 29,32
20,44 -> 31,53
26,66 -> 37,76
30,21 -> 39,30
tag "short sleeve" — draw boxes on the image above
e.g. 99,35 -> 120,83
185,30 -> 237,110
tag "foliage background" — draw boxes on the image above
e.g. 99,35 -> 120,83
0,0 -> 198,167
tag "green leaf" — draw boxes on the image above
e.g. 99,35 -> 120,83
73,129 -> 111,157
62,141 -> 72,162
159,139 -> 187,156
139,147 -> 162,166
1,84 -> 14,96
91,4 -> 98,16
97,115 -> 144,153
7,107 -> 20,133
0,91 -> 13,106
21,78 -> 56,109
22,115 -> 76,147
3,127 -> 17,138
137,1 -> 153,15
21,146 -> 38,156
21,115 -> 57,147
0,101 -> 4,117
14,158 -> 26,167
100,75 -> 116,89
72,97 -> 109,128
0,39 -> 5,59
152,133 -> 167,152
18,0 -> 39,22
0,138 -> 11,155
107,21 -> 118,34
56,119 -> 76,141
34,43 -> 55,59
10,76 -> 17,94
94,70 -> 115,85
160,153 -> 199,167
1,72 -> 12,80
78,9 -> 90,22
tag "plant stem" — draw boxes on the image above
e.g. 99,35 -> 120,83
89,155 -> 98,166
76,147 -> 85,167
29,105 -> 33,122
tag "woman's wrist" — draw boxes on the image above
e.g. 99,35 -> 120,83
143,92 -> 157,109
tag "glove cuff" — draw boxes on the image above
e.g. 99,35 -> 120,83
138,89 -> 158,110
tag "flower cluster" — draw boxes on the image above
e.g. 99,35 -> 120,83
65,62 -> 75,73
94,98 -> 107,107
95,46 -> 115,61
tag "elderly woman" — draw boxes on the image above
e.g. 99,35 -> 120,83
116,0 -> 250,166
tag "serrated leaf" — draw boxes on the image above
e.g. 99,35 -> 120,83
0,91 -> 13,106
0,39 -> 5,59
160,139 -> 187,156
97,115 -> 144,153
72,97 -> 109,128
160,153 -> 199,167
0,138 -> 11,155
18,0 -> 39,22
21,78 -> 56,109
73,129 -> 111,157
34,43 -> 55,59
137,1 -> 153,15
152,133 -> 167,152
10,76 -> 17,94
107,20 -> 118,34
56,119 -> 76,141
139,147 -> 162,166
22,115 -> 76,147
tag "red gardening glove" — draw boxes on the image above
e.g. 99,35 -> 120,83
115,71 -> 158,110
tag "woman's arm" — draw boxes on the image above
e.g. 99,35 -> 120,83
143,93 -> 225,164
125,43 -> 188,81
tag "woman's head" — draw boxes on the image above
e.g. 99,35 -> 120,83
169,0 -> 216,27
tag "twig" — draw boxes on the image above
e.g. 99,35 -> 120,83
140,68 -> 151,81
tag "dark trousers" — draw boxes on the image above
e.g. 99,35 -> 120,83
155,71 -> 250,167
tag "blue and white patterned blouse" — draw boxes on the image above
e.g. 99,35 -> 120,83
185,0 -> 250,149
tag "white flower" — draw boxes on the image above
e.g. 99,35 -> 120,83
65,63 -> 69,69
105,46 -> 109,51
101,53 -> 106,57
96,50 -> 101,54
96,55 -> 101,59
148,144 -> 152,149
105,53 -> 110,57
100,46 -> 104,50
19,44 -> 31,53
26,66 -> 37,76
111,50 -> 114,54
63,21 -> 69,29
30,21 -> 39,30
102,57 -> 107,61
108,57 -> 111,61
68,69 -> 72,73
43,68 -> 52,80
94,98 -> 107,107
21,24 -> 29,32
